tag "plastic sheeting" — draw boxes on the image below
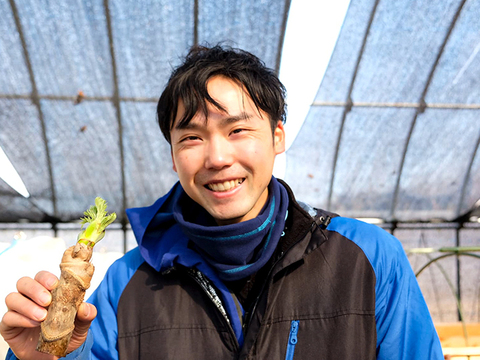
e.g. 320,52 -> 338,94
286,0 -> 480,222
1,0 -> 479,224
0,0 -> 289,223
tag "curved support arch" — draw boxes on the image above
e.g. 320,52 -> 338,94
415,252 -> 480,277
415,251 -> 480,344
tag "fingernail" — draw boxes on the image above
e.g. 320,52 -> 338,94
34,307 -> 47,321
83,304 -> 90,317
46,277 -> 58,288
40,291 -> 51,305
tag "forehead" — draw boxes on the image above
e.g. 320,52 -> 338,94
173,76 -> 265,128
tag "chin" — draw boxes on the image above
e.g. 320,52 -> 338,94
211,211 -> 247,225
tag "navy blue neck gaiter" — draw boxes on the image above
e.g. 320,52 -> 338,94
173,177 -> 289,281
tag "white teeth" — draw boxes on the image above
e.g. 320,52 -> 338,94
207,179 -> 243,192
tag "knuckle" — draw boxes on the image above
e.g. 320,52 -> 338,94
16,276 -> 30,287
36,271 -> 58,288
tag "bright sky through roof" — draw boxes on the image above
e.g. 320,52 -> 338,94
274,0 -> 351,178
0,145 -> 30,198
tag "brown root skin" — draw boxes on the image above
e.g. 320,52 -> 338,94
36,243 -> 95,357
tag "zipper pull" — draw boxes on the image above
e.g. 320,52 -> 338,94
289,320 -> 299,344
285,320 -> 299,360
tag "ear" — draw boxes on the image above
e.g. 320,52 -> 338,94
273,121 -> 286,155
171,149 -> 177,173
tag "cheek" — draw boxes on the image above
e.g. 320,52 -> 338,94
174,151 -> 204,181
244,145 -> 276,176
173,154 -> 190,175
250,143 -> 276,160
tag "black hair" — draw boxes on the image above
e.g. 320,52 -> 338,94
156,44 -> 287,144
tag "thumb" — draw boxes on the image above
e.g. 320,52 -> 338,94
76,302 -> 97,329
67,303 -> 97,353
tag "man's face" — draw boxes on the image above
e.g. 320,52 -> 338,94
170,75 -> 285,225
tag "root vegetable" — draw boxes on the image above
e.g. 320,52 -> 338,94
36,197 -> 116,357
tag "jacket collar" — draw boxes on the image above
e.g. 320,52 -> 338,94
125,181 -> 246,344
271,180 -> 334,277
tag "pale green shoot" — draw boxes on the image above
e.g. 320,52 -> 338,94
77,197 -> 117,247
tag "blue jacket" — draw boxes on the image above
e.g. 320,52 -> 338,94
7,181 -> 443,359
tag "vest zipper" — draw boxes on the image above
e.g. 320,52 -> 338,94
285,320 -> 299,360
183,267 -> 239,349
185,268 -> 230,323
244,219 -> 319,328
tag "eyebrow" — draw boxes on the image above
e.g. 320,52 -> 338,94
174,111 -> 252,130
222,112 -> 252,124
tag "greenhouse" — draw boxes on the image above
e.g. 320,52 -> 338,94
1,0 -> 480,358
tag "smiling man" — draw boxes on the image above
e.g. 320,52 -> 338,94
169,75 -> 285,225
1,45 -> 444,360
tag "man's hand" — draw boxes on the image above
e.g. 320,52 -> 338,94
0,271 -> 96,360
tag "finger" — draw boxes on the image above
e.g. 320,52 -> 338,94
34,271 -> 59,291
0,309 -> 41,334
5,292 -> 47,322
16,276 -> 52,307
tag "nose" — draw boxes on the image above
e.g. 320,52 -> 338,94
204,136 -> 234,170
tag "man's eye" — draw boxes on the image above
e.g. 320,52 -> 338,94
231,128 -> 245,135
182,136 -> 200,141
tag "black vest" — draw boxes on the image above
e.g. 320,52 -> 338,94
116,198 -> 376,359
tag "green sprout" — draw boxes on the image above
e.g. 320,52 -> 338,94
77,197 -> 117,247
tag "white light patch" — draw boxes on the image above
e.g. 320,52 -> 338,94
356,217 -> 384,225
274,0 -> 351,180
0,145 -> 30,198
279,0 -> 351,150
475,198 -> 480,208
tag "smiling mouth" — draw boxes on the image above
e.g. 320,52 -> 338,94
206,179 -> 244,192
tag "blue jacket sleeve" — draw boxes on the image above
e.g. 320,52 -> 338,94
329,217 -> 444,359
373,237 -> 444,359
87,248 -> 144,359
